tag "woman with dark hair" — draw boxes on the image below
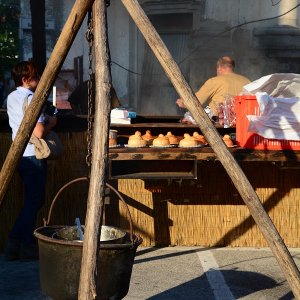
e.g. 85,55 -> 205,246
5,61 -> 57,260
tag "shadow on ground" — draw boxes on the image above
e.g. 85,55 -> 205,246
148,269 -> 282,300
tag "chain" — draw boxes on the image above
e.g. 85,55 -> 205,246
85,9 -> 94,174
85,3 -> 111,174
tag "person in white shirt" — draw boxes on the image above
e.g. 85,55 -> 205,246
5,61 -> 57,260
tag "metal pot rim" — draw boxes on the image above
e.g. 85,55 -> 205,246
34,225 -> 142,249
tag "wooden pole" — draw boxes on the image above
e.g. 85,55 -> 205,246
121,0 -> 300,298
0,0 -> 95,206
78,0 -> 111,298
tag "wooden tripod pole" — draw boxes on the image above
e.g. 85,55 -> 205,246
78,0 -> 112,298
121,0 -> 300,298
0,0 -> 95,206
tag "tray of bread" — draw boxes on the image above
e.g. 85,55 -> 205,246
124,130 -> 212,148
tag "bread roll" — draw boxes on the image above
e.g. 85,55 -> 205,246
142,130 -> 154,145
142,130 -> 154,141
128,131 -> 147,147
153,134 -> 170,147
179,133 -> 199,147
166,131 -> 178,145
193,132 -> 207,145
223,134 -> 233,147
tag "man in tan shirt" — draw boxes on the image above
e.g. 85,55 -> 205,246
176,56 -> 250,116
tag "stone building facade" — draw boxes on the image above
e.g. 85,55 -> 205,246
20,0 -> 300,115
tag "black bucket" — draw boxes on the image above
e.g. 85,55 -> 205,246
34,177 -> 142,300
34,226 -> 142,300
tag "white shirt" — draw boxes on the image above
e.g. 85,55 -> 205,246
7,87 -> 45,157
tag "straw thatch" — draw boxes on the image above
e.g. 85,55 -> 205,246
1,132 -> 300,250
117,161 -> 300,247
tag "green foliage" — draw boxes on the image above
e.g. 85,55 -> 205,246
0,1 -> 20,75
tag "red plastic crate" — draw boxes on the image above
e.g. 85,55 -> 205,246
234,95 -> 300,150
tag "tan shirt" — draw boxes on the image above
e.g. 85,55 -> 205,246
195,72 -> 250,114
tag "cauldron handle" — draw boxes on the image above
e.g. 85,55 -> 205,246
43,177 -> 134,245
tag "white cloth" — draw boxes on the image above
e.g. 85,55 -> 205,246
110,108 -> 129,118
7,87 -> 45,156
247,92 -> 300,140
243,73 -> 300,98
242,73 -> 300,141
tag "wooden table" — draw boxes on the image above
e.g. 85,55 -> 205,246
109,146 -> 300,162
108,146 -> 300,180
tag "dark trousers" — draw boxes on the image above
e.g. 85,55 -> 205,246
9,156 -> 47,245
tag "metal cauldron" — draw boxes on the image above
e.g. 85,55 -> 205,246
34,226 -> 141,300
34,178 -> 142,300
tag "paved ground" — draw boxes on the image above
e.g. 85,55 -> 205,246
0,247 -> 299,300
